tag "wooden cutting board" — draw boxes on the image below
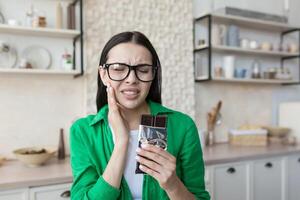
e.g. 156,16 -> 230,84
279,102 -> 300,143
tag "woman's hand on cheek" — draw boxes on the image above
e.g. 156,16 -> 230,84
136,144 -> 180,192
106,83 -> 129,146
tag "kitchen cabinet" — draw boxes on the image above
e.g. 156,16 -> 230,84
0,183 -> 71,200
253,158 -> 283,200
0,188 -> 29,200
286,154 -> 300,200
213,163 -> 249,200
193,13 -> 300,85
207,154 -> 300,200
29,183 -> 71,200
0,0 -> 84,77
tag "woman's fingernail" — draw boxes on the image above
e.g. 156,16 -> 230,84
141,143 -> 148,148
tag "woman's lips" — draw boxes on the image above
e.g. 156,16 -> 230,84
121,89 -> 140,100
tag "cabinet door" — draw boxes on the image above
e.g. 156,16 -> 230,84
213,163 -> 249,200
253,158 -> 283,200
0,188 -> 29,200
287,154 -> 300,200
29,183 -> 71,200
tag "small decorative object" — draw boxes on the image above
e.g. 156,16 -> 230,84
249,40 -> 258,49
260,42 -> 272,51
25,5 -> 34,27
223,55 -> 235,79
212,24 -> 226,45
58,128 -> 65,160
67,3 -> 76,29
234,68 -> 247,78
226,25 -> 239,47
32,10 -> 47,28
263,68 -> 276,79
214,65 -> 223,77
287,43 -> 298,53
197,39 -> 206,48
275,67 -> 292,80
62,49 -> 73,70
7,19 -> 20,26
56,1 -> 63,29
240,38 -> 250,49
251,60 -> 261,78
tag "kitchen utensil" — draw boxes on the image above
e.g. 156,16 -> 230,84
206,101 -> 222,146
223,56 -> 235,78
13,146 -> 56,167
22,46 -> 52,69
279,102 -> 300,143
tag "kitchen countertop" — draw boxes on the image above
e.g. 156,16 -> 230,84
0,157 -> 72,190
1,143 -> 300,190
203,143 -> 300,165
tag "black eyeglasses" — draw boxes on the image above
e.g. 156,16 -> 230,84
103,63 -> 157,82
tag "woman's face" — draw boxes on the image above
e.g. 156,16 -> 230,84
99,42 -> 153,110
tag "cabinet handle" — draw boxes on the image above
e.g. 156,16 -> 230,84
60,190 -> 70,198
265,162 -> 273,168
227,167 -> 236,174
298,158 -> 300,163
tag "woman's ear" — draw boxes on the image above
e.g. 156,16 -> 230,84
99,66 -> 108,86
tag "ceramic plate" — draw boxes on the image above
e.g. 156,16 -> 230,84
22,46 -> 52,69
0,47 -> 17,68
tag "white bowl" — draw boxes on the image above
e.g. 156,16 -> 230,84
13,147 -> 57,167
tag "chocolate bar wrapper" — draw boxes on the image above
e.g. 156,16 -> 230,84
135,125 -> 167,174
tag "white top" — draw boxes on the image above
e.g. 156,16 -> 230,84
110,126 -> 143,200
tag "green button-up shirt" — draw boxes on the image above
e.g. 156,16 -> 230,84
70,100 -> 210,200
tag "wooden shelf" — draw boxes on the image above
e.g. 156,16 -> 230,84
212,77 -> 297,84
0,24 -> 80,38
194,45 -> 299,57
210,13 -> 299,32
0,68 -> 81,75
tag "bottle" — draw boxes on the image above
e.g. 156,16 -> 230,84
58,128 -> 65,160
56,1 -> 63,29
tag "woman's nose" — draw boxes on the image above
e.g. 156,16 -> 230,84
125,69 -> 138,83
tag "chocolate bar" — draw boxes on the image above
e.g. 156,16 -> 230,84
135,114 -> 168,174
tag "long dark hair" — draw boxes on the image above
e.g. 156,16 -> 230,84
96,31 -> 162,112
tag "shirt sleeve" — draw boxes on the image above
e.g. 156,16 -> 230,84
179,120 -> 211,200
70,122 -> 121,200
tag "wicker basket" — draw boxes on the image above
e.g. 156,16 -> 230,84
229,129 -> 268,146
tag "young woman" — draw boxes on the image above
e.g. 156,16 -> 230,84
70,31 -> 210,200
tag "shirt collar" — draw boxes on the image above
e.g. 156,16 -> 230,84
89,100 -> 174,126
